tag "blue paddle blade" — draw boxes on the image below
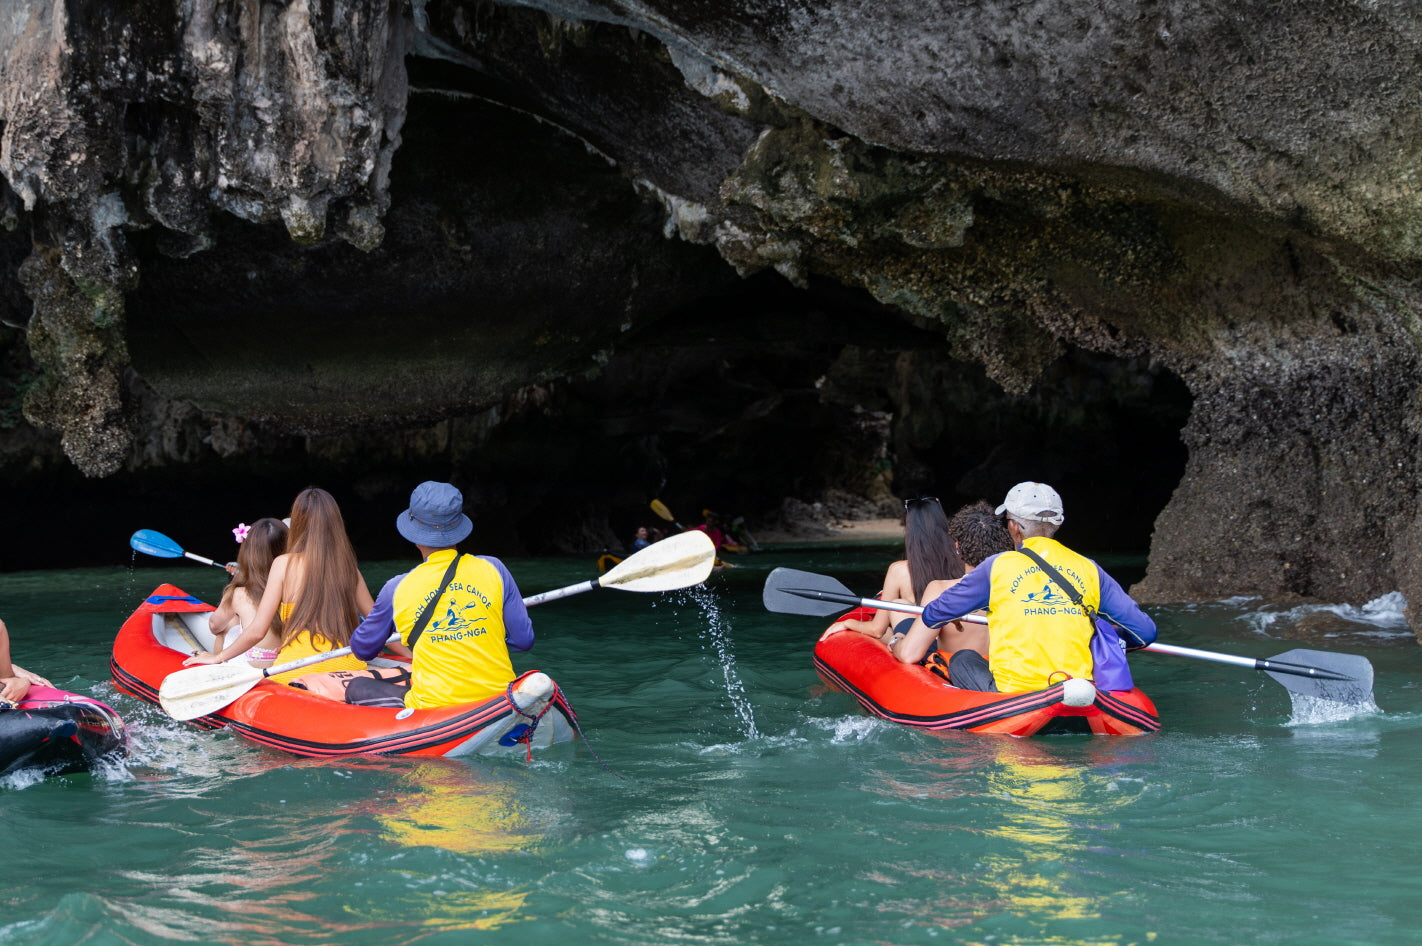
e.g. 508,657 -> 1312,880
130,529 -> 185,559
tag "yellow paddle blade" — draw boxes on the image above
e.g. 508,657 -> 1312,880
649,499 -> 675,522
598,530 -> 715,592
158,661 -> 265,721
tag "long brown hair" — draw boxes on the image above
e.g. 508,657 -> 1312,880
280,488 -> 364,648
903,497 -> 965,602
225,518 -> 289,633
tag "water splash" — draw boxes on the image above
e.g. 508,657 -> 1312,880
0,766 -> 51,791
127,550 -> 141,603
1286,692 -> 1381,726
678,586 -> 760,739
826,716 -> 886,744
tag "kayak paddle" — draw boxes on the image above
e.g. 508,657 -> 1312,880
159,531 -> 718,721
522,530 -> 716,604
160,632 -> 400,721
762,567 -> 1376,705
650,499 -> 686,531
130,529 -> 228,569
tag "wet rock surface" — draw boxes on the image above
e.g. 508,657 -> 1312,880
1,1 -> 1420,635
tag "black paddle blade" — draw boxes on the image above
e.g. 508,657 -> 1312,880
1262,648 -> 1375,704
762,568 -> 863,617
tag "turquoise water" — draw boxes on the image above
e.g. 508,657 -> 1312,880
1,544 -> 1418,945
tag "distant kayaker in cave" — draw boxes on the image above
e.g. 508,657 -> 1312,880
183,487 -> 380,683
894,482 -> 1157,692
336,480 -> 535,709
631,526 -> 652,551
0,618 -> 52,703
695,510 -> 746,553
820,497 -> 967,645
693,509 -> 729,549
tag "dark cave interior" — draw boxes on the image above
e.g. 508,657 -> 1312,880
0,50 -> 1195,573
5,270 -> 1192,572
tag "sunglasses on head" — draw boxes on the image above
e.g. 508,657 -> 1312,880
903,496 -> 940,510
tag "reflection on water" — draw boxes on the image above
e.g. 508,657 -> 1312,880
117,817 -> 365,944
373,759 -> 542,857
861,737 -> 1161,940
978,745 -> 1118,930
102,759 -> 549,944
360,759 -> 544,934
3,746 -> 554,945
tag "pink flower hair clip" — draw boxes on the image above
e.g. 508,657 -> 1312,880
233,523 -> 250,544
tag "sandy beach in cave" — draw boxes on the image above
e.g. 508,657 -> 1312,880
754,517 -> 903,546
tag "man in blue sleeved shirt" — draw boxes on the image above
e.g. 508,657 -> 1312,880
895,482 -> 1157,692
346,481 -> 534,709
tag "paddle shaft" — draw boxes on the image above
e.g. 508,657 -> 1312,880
510,542 -> 714,606
185,551 -> 226,569
780,587 -> 944,619
256,633 -> 401,680
164,615 -> 205,653
249,577 -> 609,680
787,586 -> 1356,684
1142,642 -> 1355,682
522,579 -> 599,607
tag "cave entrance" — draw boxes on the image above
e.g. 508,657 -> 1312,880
0,266 -> 1192,568
550,271 -> 1194,557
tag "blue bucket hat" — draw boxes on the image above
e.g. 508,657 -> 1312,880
397,481 -> 473,546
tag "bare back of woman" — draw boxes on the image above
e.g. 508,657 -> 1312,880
206,517 -> 288,667
821,498 -> 965,644
184,490 -> 374,680
892,500 -> 1015,664
265,550 -> 373,683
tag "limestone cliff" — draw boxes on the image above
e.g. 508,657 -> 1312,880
2,1 -> 1421,630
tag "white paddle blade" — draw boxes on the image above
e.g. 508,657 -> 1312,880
598,530 -> 716,592
159,662 -> 264,721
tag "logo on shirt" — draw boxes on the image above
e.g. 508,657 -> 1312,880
1008,559 -> 1089,617
1021,583 -> 1069,604
427,600 -> 489,640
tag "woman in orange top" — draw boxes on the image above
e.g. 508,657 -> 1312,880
184,488 -> 387,682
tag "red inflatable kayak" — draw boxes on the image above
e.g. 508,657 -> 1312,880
813,610 -> 1160,736
111,584 -> 579,758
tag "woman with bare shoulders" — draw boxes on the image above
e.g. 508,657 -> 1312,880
205,517 -> 288,667
896,501 -> 1014,661
184,488 -> 380,683
820,497 -> 965,645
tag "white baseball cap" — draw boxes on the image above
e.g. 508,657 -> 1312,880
995,482 -> 1065,525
